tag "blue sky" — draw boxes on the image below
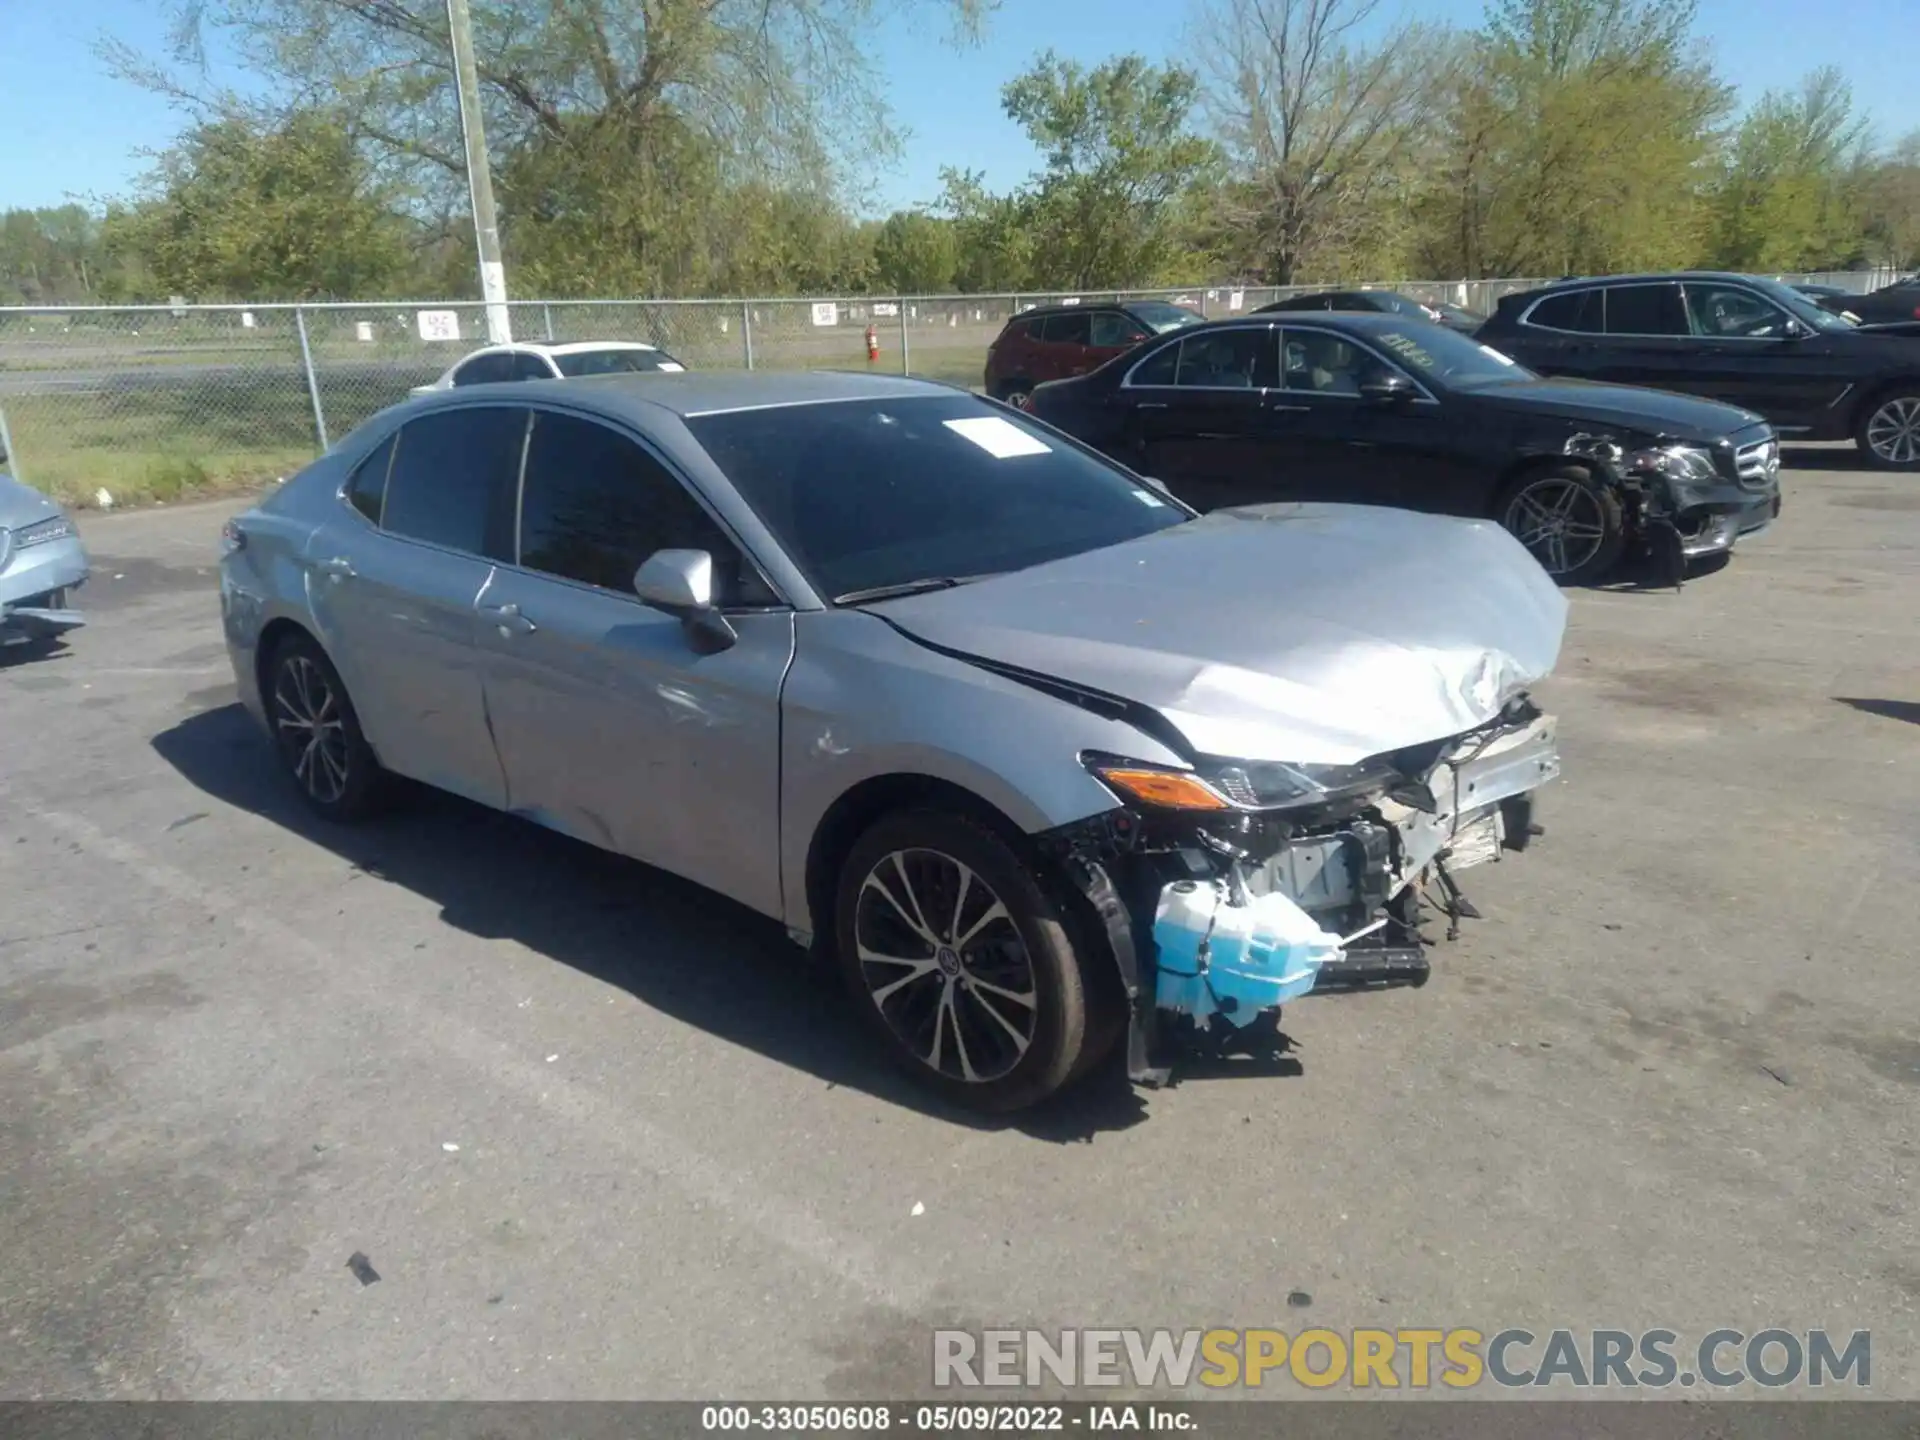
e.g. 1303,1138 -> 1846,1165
2,0 -> 1916,216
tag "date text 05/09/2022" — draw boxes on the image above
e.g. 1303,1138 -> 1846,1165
701,1405 -> 1195,1432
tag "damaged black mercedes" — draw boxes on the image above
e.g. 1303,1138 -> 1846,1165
1022,311 -> 1783,586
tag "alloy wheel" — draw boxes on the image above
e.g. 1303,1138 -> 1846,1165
1506,478 -> 1609,577
273,654 -> 350,805
853,848 -> 1038,1084
1865,397 -> 1920,466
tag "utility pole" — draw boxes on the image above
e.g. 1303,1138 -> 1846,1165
446,0 -> 511,344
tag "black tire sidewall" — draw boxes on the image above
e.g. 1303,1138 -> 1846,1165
1855,389 -> 1920,472
834,809 -> 1090,1113
266,632 -> 385,821
1497,465 -> 1626,585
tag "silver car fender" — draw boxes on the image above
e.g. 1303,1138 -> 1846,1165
778,610 -> 1188,944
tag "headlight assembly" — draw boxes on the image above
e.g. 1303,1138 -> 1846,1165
1626,444 -> 1720,483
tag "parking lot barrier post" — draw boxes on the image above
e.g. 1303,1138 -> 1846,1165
742,303 -> 755,371
295,306 -> 330,453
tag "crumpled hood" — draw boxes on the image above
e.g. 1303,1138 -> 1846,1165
869,503 -> 1568,765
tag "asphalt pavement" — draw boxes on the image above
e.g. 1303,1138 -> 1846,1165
1,450 -> 1915,1401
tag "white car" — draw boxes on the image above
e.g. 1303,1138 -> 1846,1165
410,341 -> 686,396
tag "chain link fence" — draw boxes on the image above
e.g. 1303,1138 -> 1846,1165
0,269 -> 1902,506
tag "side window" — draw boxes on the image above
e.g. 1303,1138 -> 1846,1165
1281,330 -> 1374,396
516,412 -> 776,607
452,353 -> 514,386
1525,290 -> 1604,333
1684,283 -> 1789,338
1173,328 -> 1277,388
345,433 -> 396,524
1603,283 -> 1688,336
1042,312 -> 1092,345
381,406 -> 527,558
1089,310 -> 1142,347
1127,340 -> 1182,386
510,352 -> 556,380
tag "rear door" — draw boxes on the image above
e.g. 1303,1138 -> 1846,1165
1036,310 -> 1095,381
1506,287 -> 1606,377
1588,282 -> 1700,395
305,405 -> 526,807
1119,325 -> 1282,509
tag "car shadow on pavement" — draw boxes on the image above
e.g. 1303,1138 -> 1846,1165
1784,444 -> 1869,471
1836,697 -> 1920,727
150,701 -> 1151,1140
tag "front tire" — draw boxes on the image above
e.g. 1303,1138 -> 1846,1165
265,631 -> 388,821
995,380 -> 1034,410
1856,389 -> 1920,471
834,809 -> 1097,1112
1497,466 -> 1625,585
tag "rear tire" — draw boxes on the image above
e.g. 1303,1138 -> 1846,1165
264,631 -> 389,822
834,809 -> 1096,1112
1496,465 -> 1625,585
1856,388 -> 1920,471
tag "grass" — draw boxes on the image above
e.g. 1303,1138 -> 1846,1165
0,338 -> 991,511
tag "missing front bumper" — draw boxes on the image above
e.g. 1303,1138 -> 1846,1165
1046,710 -> 1561,1085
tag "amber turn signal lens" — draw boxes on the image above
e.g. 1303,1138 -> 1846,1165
1095,767 -> 1231,811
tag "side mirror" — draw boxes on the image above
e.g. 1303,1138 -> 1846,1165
633,548 -> 738,654
1359,371 -> 1415,403
1781,318 -> 1812,341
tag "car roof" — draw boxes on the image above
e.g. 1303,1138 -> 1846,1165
1178,311 -> 1440,337
1516,271 -> 1791,295
417,367 -> 956,419
455,340 -> 661,359
1007,299 -> 1200,322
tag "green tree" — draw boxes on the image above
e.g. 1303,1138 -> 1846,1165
107,0 -> 990,298
1861,131 -> 1920,271
1192,0 -> 1446,285
1414,0 -> 1730,277
1707,69 -> 1871,271
113,111 -> 414,300
871,210 -> 958,293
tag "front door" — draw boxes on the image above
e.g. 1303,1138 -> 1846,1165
305,406 -> 527,808
1680,281 -> 1849,429
473,408 -> 794,918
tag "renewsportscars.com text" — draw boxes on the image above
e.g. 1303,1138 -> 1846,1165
931,1328 -> 1872,1391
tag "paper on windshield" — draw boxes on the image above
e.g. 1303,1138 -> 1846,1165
944,416 -> 1052,459
1478,345 -> 1517,366
656,361 -> 686,372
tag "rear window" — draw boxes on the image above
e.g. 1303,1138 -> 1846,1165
684,395 -> 1186,602
381,406 -> 526,558
1525,290 -> 1605,332
552,348 -> 684,377
1604,283 -> 1688,336
1127,301 -> 1206,334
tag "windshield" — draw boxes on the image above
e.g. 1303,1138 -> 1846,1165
553,347 -> 684,376
1128,301 -> 1206,334
1742,276 -> 1857,333
684,395 -> 1188,602
1370,324 -> 1538,389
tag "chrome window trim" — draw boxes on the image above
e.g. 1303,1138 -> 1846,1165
1119,321 -> 1280,392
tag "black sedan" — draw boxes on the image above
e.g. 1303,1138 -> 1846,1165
1022,313 -> 1782,585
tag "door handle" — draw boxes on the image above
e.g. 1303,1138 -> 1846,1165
1266,404 -> 1310,413
1135,402 -> 1169,410
483,602 -> 537,636
318,557 -> 355,582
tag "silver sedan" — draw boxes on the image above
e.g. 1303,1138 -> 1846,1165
219,371 -> 1567,1111
1,464 -> 90,652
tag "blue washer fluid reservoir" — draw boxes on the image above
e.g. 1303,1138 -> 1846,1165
1152,878 -> 1341,1028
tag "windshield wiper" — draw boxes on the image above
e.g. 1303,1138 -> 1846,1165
833,574 -> 998,605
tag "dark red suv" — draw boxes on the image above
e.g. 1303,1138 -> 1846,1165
984,299 -> 1205,406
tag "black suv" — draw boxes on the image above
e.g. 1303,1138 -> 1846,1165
1256,290 -> 1483,333
1023,312 -> 1780,585
1477,273 -> 1920,470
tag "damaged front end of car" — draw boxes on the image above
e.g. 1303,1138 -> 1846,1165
1036,696 -> 1561,1086
1565,428 -> 1781,586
